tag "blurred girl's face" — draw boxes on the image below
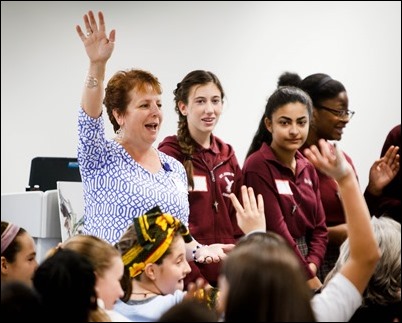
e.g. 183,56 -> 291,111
95,255 -> 124,310
216,274 -> 229,316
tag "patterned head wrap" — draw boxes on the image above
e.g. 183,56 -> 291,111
122,206 -> 192,278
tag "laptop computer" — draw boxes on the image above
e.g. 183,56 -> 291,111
28,157 -> 82,192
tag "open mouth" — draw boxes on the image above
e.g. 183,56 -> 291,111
145,123 -> 158,130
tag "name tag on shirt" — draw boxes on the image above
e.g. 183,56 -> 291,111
275,179 -> 293,195
192,175 -> 208,192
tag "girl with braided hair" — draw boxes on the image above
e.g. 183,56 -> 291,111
159,70 -> 244,288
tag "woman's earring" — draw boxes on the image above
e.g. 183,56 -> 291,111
116,127 -> 124,140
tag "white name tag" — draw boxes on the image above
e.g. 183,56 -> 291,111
192,175 -> 208,192
275,179 -> 293,195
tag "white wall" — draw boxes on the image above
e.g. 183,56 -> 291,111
2,1 -> 401,194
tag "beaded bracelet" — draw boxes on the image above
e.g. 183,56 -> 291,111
192,244 -> 204,262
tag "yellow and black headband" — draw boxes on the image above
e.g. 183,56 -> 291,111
122,206 -> 192,278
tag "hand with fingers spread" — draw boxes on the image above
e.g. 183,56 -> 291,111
76,10 -> 115,64
364,124 -> 401,220
229,185 -> 265,235
366,145 -> 400,196
303,139 -> 353,182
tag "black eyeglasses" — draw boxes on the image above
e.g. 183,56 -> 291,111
315,104 -> 355,120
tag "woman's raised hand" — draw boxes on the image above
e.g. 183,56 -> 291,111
76,10 -> 115,64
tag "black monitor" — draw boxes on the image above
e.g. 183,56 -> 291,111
28,157 -> 82,192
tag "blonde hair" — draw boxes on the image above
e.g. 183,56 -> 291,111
62,234 -> 121,278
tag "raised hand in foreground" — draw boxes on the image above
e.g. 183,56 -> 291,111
229,186 -> 265,235
304,139 -> 381,295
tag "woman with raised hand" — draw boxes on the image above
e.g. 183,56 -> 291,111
75,10 -> 233,263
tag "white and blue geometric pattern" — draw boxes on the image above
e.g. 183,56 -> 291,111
77,108 -> 189,244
